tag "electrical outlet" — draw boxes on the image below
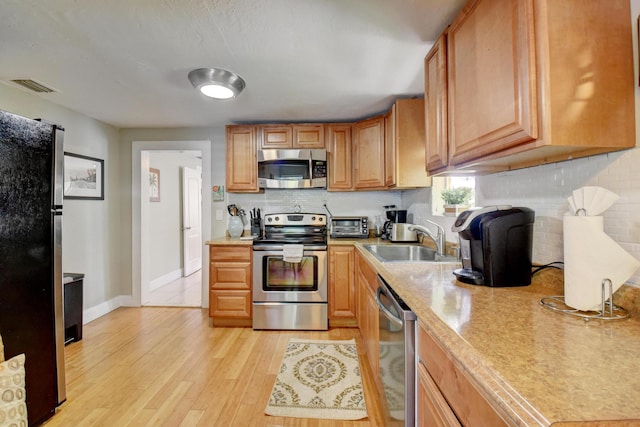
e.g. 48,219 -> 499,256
216,209 -> 223,220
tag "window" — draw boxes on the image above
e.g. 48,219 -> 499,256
431,176 -> 476,216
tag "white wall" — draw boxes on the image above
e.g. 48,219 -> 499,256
0,84 -> 125,315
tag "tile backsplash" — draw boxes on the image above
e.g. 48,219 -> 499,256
421,147 -> 640,286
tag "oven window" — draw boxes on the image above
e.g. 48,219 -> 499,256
262,255 -> 318,291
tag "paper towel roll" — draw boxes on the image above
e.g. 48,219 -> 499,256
563,216 -> 640,311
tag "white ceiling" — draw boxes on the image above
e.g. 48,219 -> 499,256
0,0 -> 465,129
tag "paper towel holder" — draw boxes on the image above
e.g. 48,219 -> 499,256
541,278 -> 630,321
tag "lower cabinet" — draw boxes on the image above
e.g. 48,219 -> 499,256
417,324 -> 508,427
356,252 -> 380,385
209,244 -> 252,326
328,245 -> 357,327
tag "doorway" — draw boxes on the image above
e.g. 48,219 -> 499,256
132,141 -> 211,308
143,151 -> 202,307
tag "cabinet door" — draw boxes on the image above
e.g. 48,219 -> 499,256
260,125 -> 292,149
353,116 -> 385,189
384,107 -> 396,187
418,326 -> 508,427
418,362 -> 462,427
424,33 -> 449,173
293,125 -> 325,148
226,126 -> 258,192
394,98 -> 430,188
328,246 -> 356,321
326,124 -> 353,190
447,0 -> 537,166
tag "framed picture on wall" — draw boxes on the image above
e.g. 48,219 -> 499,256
149,168 -> 160,202
63,152 -> 104,200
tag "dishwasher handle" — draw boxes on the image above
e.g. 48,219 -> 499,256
376,286 -> 403,329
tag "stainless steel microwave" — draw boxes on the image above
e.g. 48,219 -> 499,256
258,149 -> 327,189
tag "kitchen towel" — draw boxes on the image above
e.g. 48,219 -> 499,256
282,244 -> 304,263
563,215 -> 640,311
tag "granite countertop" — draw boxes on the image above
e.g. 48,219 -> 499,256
354,243 -> 640,426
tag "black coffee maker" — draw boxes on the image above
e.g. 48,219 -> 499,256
382,205 -> 407,240
451,206 -> 535,287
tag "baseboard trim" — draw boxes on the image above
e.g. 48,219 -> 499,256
149,269 -> 183,291
83,295 -> 135,324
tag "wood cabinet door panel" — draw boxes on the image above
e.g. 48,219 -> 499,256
293,125 -> 325,148
210,262 -> 251,290
418,326 -> 508,427
425,33 -> 449,172
328,246 -> 356,319
327,124 -> 353,190
209,290 -> 251,318
384,107 -> 396,187
353,117 -> 385,189
418,362 -> 462,427
210,245 -> 251,262
260,125 -> 292,149
447,0 -> 537,166
226,126 -> 258,192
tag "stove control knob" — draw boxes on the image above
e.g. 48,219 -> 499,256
274,216 -> 279,222
311,216 -> 316,221
267,217 -> 273,223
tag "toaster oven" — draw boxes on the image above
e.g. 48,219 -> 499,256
330,216 -> 369,238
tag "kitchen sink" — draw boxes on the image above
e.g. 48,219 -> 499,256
363,244 -> 458,263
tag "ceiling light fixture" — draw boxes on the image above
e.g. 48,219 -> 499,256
188,67 -> 245,99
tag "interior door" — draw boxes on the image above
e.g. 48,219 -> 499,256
182,166 -> 202,276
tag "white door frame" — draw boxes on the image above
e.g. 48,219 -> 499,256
132,140 -> 211,308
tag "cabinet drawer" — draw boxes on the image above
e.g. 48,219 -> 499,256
209,290 -> 251,318
418,362 -> 462,427
418,326 -> 507,427
210,245 -> 251,262
210,262 -> 251,290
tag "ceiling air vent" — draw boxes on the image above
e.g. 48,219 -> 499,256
10,79 -> 56,93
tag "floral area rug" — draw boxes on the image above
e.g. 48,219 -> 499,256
265,338 -> 368,420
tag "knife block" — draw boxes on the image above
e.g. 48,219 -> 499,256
250,218 -> 261,237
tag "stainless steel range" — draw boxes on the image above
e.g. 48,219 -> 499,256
252,213 -> 328,330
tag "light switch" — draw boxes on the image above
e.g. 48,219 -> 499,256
216,209 -> 223,220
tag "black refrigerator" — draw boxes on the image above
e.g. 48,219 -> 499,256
0,109 -> 66,426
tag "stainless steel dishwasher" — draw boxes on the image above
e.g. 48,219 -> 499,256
376,275 -> 417,427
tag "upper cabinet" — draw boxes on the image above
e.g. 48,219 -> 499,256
353,116 -> 386,190
328,98 -> 431,192
226,103 -> 431,193
260,124 -> 325,149
425,0 -> 635,174
226,125 -> 259,193
424,33 -> 449,174
389,99 -> 431,188
326,124 -> 353,190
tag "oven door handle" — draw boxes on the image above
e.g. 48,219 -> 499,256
376,287 -> 403,329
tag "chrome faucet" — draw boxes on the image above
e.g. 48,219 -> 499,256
408,220 -> 446,257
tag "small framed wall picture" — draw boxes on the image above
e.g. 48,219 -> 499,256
64,152 -> 104,200
149,168 -> 160,202
212,185 -> 224,201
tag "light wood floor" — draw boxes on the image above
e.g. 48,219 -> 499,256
43,307 -> 383,426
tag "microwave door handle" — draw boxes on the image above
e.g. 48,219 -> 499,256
375,287 -> 403,329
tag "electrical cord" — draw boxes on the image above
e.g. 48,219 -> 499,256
532,261 -> 564,276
